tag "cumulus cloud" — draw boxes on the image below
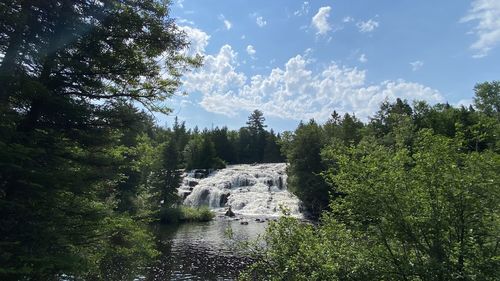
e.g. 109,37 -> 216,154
410,60 -> 424,71
246,45 -> 256,57
183,47 -> 444,121
256,16 -> 267,27
312,6 -> 332,35
359,53 -> 368,63
179,25 -> 210,56
461,0 -> 500,58
183,45 -> 246,115
357,19 -> 379,32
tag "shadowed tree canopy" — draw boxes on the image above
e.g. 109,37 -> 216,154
0,0 -> 199,279
0,0 -> 201,115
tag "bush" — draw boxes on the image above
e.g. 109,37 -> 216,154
159,206 -> 214,224
159,207 -> 182,224
179,206 -> 215,222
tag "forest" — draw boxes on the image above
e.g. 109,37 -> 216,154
242,84 -> 500,280
0,0 -> 499,280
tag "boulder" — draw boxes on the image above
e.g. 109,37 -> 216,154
225,206 -> 235,217
199,189 -> 210,205
181,191 -> 191,199
219,193 -> 230,207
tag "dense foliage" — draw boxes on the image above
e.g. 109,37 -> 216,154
0,4 -> 284,277
0,0 -> 199,279
243,83 -> 500,280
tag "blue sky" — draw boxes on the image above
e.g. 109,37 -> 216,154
159,0 -> 500,132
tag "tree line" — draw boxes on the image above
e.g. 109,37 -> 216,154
169,109 -> 285,171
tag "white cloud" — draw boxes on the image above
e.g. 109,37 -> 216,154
343,16 -> 354,23
246,45 -> 256,56
219,14 -> 232,30
177,18 -> 195,25
359,53 -> 368,63
256,16 -> 267,27
357,19 -> 379,32
410,60 -> 424,71
183,47 -> 444,121
224,20 -> 232,30
312,6 -> 332,35
294,2 -> 310,16
461,0 -> 500,58
177,0 -> 184,8
179,25 -> 210,56
183,45 -> 246,116
241,35 -> 246,40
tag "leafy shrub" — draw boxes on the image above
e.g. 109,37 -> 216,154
159,206 -> 214,223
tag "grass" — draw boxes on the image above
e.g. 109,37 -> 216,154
159,206 -> 215,224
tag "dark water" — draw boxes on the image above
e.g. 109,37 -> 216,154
142,217 -> 269,281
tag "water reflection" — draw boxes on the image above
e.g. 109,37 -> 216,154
144,217 -> 268,281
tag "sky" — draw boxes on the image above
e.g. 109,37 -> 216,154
159,0 -> 500,132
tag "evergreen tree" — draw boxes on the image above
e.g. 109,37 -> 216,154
246,109 -> 268,162
0,0 -> 196,279
152,139 -> 182,214
285,120 -> 330,218
237,127 -> 253,163
210,127 -> 236,164
263,130 -> 285,163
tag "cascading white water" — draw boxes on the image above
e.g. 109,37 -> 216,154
178,163 -> 302,217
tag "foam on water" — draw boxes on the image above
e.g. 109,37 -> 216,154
178,163 -> 302,217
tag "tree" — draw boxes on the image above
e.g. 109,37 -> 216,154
245,109 -> 268,162
183,133 -> 225,170
211,126 -> 237,164
151,138 -> 183,217
368,98 -> 413,146
474,81 -> 500,118
0,0 -> 197,279
263,130 -> 285,163
246,109 -> 267,132
237,127 -> 253,163
285,120 -> 330,218
244,130 -> 500,280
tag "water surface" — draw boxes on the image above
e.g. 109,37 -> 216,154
144,217 -> 269,280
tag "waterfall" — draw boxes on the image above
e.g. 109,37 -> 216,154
178,163 -> 302,217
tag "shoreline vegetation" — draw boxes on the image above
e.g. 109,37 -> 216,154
159,206 -> 215,224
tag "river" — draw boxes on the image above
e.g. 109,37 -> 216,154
139,163 -> 301,280
142,217 -> 269,280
